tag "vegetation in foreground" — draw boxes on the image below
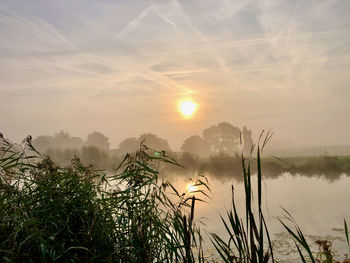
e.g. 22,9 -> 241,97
1,133 -> 349,262
0,135 -> 208,262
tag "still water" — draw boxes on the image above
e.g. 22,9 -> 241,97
170,172 -> 350,261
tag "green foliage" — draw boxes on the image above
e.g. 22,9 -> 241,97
345,219 -> 350,255
1,132 -> 350,263
278,209 -> 315,263
0,136 -> 208,263
0,137 -> 117,262
210,131 -> 274,263
109,145 -> 207,263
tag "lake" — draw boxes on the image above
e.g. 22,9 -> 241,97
170,172 -> 350,262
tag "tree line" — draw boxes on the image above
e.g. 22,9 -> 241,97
31,122 -> 253,168
3,125 -> 349,180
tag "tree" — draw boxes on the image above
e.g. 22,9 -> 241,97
32,131 -> 83,153
181,135 -> 210,158
139,133 -> 170,151
81,146 -> 108,168
242,126 -> 253,156
32,135 -> 54,153
85,132 -> 110,152
203,122 -> 241,155
118,137 -> 140,155
54,131 -> 83,149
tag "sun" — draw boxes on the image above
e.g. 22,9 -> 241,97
178,100 -> 198,117
186,182 -> 198,193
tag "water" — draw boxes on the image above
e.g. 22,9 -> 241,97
170,172 -> 350,261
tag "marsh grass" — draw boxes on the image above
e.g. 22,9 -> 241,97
0,136 -> 208,262
210,131 -> 275,263
278,211 -> 350,263
1,133 -> 349,263
210,131 -> 350,263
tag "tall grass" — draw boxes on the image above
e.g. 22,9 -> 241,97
209,131 -> 350,263
109,144 -> 209,263
210,132 -> 274,263
0,135 -> 208,262
1,135 -> 119,262
1,133 -> 349,262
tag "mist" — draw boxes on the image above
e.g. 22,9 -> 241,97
1,0 -> 350,149
1,1 -> 350,262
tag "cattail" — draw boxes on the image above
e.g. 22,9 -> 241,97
26,135 -> 32,143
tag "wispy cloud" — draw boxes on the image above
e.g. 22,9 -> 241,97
1,0 -> 349,147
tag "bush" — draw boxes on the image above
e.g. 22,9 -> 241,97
0,136 -> 207,263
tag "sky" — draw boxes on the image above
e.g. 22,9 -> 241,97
1,0 -> 349,150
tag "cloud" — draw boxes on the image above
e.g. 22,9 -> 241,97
1,0 -> 350,146
0,4 -> 76,52
151,62 -> 182,72
78,63 -> 115,74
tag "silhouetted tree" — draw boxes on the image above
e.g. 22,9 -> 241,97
54,131 -> 83,149
46,147 -> 80,166
203,122 -> 241,155
81,146 -> 109,168
32,136 -> 54,153
118,137 -> 140,155
242,126 -> 253,156
178,152 -> 199,171
139,133 -> 170,151
33,131 -> 83,153
181,135 -> 210,158
85,132 -> 110,152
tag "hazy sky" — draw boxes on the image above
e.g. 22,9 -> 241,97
1,0 -> 349,149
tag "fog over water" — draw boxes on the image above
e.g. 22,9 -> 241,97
1,1 -> 350,261
170,172 -> 350,261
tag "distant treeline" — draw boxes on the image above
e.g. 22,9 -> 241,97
165,153 -> 350,182
31,122 -> 254,168
27,122 -> 350,181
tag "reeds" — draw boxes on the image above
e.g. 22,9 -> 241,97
210,132 -> 274,263
108,144 -> 209,263
1,133 -> 350,262
0,136 -> 208,262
